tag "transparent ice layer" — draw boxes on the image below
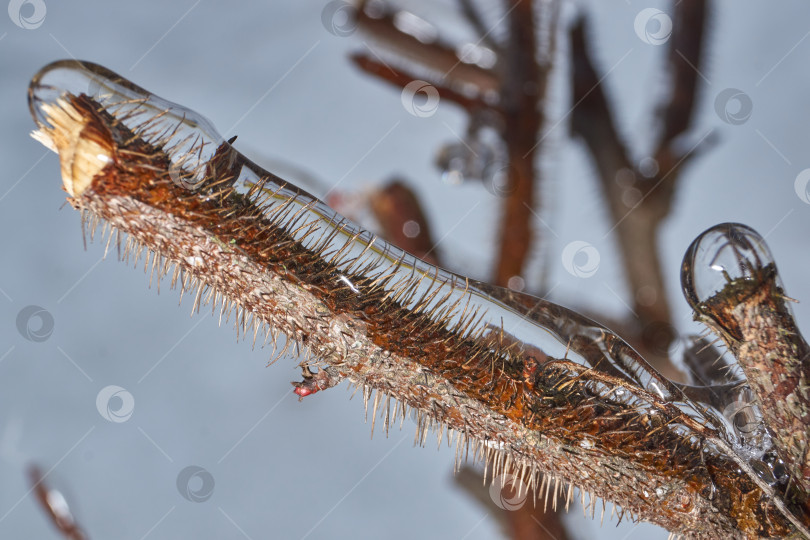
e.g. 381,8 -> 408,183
681,223 -> 787,467
681,222 -> 780,308
29,60 -> 222,188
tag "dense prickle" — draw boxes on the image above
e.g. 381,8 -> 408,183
28,60 -> 808,538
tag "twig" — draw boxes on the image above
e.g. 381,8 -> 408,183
455,465 -> 571,540
683,223 -> 810,500
354,4 -> 500,98
28,465 -> 87,540
350,54 -> 495,114
568,10 -> 707,372
493,0 -> 543,287
367,179 -> 440,265
653,0 -> 707,162
457,0 -> 503,53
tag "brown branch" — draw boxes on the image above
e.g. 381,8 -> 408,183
28,465 -> 88,540
354,4 -> 500,98
683,223 -> 810,500
367,179 -> 440,266
494,0 -> 542,287
350,54 -> 495,114
354,0 -> 546,289
654,0 -> 707,162
568,12 -> 708,376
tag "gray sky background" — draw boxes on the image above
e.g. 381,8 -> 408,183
1,1 -> 809,539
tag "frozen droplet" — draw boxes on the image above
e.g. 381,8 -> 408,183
441,169 -> 465,186
29,59 -> 225,191
719,385 -> 770,460
638,156 -> 659,178
621,187 -> 642,208
456,42 -> 497,69
392,10 -> 437,43
614,167 -> 636,188
436,142 -> 468,185
681,223 -> 777,309
435,124 -> 505,189
677,379 -> 772,460
506,275 -> 525,292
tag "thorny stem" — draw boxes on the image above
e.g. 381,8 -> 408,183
368,184 -> 570,538
691,264 -> 810,501
27,60 -> 810,537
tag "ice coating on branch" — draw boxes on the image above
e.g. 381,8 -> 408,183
29,59 -> 221,191
27,60 -> 686,411
27,60 -> 761,449
29,61 -> 784,455
680,223 -> 786,467
681,222 -> 779,309
27,59 -> 810,536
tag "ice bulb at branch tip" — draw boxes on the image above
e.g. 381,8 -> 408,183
680,223 -> 778,309
719,385 -> 771,461
435,124 -> 505,191
28,59 -> 226,194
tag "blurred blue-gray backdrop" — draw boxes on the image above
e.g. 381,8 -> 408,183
1,1 -> 809,538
